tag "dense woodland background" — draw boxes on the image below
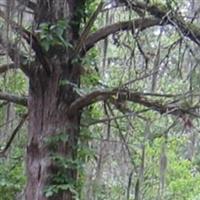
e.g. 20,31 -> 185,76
1,0 -> 200,199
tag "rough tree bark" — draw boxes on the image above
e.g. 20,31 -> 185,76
25,0 -> 83,199
26,67 -> 80,200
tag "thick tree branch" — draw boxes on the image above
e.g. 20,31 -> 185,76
68,89 -> 198,118
83,17 -> 162,53
69,90 -> 114,113
123,0 -> 200,45
0,92 -> 27,106
84,1 -> 200,53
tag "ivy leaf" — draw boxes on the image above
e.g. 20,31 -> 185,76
45,190 -> 54,197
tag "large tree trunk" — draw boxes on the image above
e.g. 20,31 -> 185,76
24,1 -> 84,199
25,64 -> 80,200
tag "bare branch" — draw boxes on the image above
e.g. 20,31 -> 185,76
0,34 -> 31,75
85,1 -> 200,52
83,109 -> 148,127
0,113 -> 28,157
74,1 -> 104,54
106,103 -> 132,157
0,92 -> 27,106
123,0 -> 200,46
0,8 -> 51,75
68,89 -> 198,118
83,17 -> 162,53
0,63 -> 15,74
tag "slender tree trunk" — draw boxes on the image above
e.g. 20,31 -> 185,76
24,0 -> 84,198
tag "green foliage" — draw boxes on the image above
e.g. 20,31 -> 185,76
95,183 -> 126,200
38,20 -> 71,51
81,48 -> 100,88
138,136 -> 200,200
43,152 -> 81,199
84,0 -> 100,19
44,183 -> 79,199
0,141 -> 26,200
42,128 -> 95,199
44,132 -> 68,152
